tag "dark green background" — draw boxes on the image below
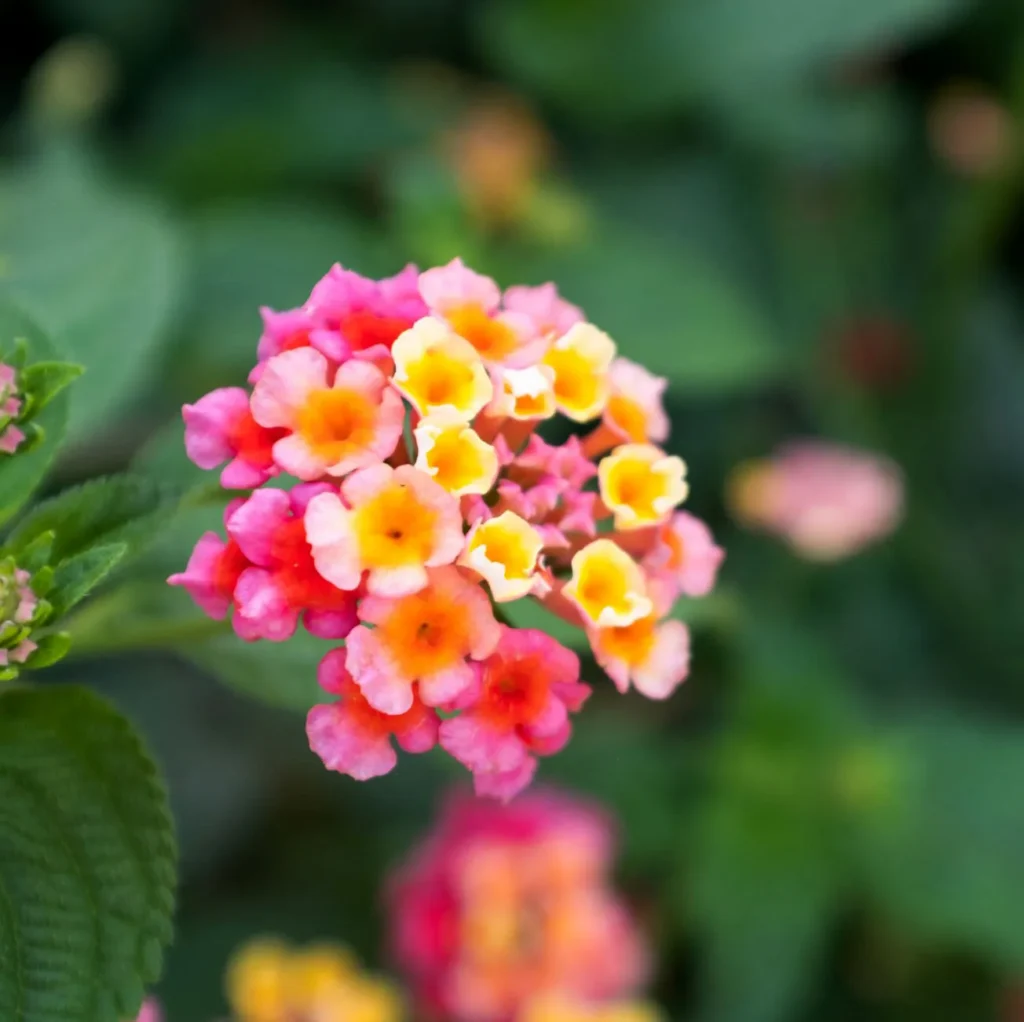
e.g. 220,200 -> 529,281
2,0 -> 1024,1019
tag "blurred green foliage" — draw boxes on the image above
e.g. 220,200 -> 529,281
3,0 -> 1024,1018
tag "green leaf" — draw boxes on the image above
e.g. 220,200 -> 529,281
6,474 -> 180,564
23,631 -> 71,670
184,629 -> 331,712
518,221 -> 782,393
855,717 -> 1024,969
19,361 -> 84,413
0,685 -> 176,1020
478,0 -> 971,119
671,0 -> 973,100
177,202 -> 387,391
49,542 -> 128,617
0,148 -> 181,431
0,303 -> 72,528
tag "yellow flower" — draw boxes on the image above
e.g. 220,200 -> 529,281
598,444 -> 688,530
520,993 -> 663,1022
459,510 -> 546,602
541,323 -> 616,422
414,410 -> 500,496
563,539 -> 652,628
226,938 -> 403,1022
392,316 -> 493,419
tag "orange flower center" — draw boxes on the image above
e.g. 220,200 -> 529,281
296,388 -> 378,460
353,484 -> 440,568
377,589 -> 473,678
447,304 -> 519,360
598,616 -> 657,665
404,352 -> 479,409
603,460 -> 666,520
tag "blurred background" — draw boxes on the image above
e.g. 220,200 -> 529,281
2,0 -> 1024,1019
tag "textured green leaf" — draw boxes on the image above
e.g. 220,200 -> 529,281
0,304 -> 72,527
7,475 -> 180,564
49,542 -> 128,617
0,149 -> 181,431
0,685 -> 176,1021
518,221 -> 782,393
184,630 -> 330,712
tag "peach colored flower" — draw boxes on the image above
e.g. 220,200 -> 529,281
250,348 -> 403,479
459,511 -> 547,602
419,258 -> 544,367
414,411 -> 500,496
598,444 -> 688,531
589,608 -> 690,700
540,323 -> 616,422
345,566 -> 500,713
519,994 -> 662,1022
641,510 -> 724,600
305,464 -> 464,597
308,648 -> 438,779
564,540 -> 652,629
392,316 -> 494,419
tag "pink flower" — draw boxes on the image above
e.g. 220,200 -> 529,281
250,348 -> 404,480
0,424 -> 25,455
304,262 -> 428,363
502,282 -> 584,340
226,486 -> 358,641
132,999 -> 162,1022
729,441 -> 904,561
589,609 -> 691,700
307,648 -> 439,780
167,519 -> 250,621
388,789 -> 648,1022
255,306 -> 317,368
304,463 -> 464,597
182,387 -> 286,489
642,511 -> 724,600
419,258 -> 544,367
439,628 -> 590,801
346,566 -> 500,714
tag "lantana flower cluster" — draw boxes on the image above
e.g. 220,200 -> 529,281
171,259 -> 723,799
389,789 -> 649,1022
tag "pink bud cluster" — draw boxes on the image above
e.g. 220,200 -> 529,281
170,259 -> 723,799
0,364 -> 26,454
388,790 -> 649,1022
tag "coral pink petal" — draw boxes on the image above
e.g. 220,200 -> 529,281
182,387 -> 249,469
419,258 -> 501,314
304,606 -> 358,640
633,621 -> 691,700
318,647 -> 353,695
395,714 -> 441,754
307,703 -> 398,780
439,715 -> 528,774
418,660 -> 477,708
346,626 -> 415,714
226,488 -> 291,565
472,757 -> 538,802
250,347 -> 329,428
233,567 -> 299,641
367,564 -> 430,598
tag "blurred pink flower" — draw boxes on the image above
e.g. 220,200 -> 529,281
389,789 -> 648,1022
729,441 -> 903,561
132,999 -> 162,1022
